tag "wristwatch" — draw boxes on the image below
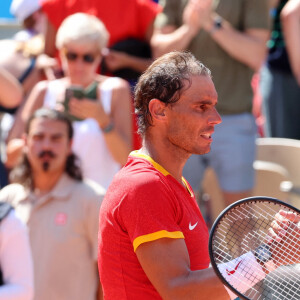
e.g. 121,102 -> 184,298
254,244 -> 273,265
209,16 -> 223,34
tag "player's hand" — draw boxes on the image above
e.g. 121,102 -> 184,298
268,210 -> 300,266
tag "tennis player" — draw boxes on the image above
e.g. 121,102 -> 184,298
98,51 -> 300,299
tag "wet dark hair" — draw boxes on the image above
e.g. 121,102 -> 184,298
10,108 -> 83,188
134,51 -> 211,137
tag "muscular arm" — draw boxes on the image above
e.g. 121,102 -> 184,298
281,0 -> 300,85
136,238 -> 230,300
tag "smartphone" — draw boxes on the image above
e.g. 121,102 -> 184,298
64,86 -> 84,121
64,82 -> 98,121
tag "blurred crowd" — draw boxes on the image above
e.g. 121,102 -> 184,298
0,0 -> 299,299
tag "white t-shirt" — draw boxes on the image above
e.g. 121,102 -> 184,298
0,210 -> 33,300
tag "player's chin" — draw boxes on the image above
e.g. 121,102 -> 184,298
193,145 -> 211,155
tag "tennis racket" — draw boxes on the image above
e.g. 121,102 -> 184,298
209,196 -> 300,300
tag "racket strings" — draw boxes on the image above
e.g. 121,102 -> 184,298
229,204 -> 300,264
212,201 -> 300,300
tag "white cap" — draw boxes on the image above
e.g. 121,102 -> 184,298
10,0 -> 41,21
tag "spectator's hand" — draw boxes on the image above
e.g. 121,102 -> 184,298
36,54 -> 61,80
68,97 -> 110,127
268,210 -> 300,266
103,50 -> 131,72
183,0 -> 213,35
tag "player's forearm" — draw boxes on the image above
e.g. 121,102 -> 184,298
205,17 -> 269,71
160,268 -> 229,300
151,25 -> 197,59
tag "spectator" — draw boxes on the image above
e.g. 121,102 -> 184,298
151,0 -> 270,208
7,13 -> 133,189
0,202 -> 33,300
40,0 -> 161,84
0,108 -> 105,300
10,0 -> 45,42
260,0 -> 300,139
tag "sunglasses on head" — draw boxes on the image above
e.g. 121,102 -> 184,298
65,51 -> 97,63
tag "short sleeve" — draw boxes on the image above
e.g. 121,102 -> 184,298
119,176 -> 184,252
243,0 -> 270,30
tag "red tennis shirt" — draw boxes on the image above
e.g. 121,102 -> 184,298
98,151 -> 210,299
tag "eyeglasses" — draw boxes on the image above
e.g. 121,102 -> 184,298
64,51 -> 97,63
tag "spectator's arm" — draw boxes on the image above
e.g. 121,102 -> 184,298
151,0 -> 213,58
6,81 -> 47,169
281,0 -> 300,85
203,14 -> 270,71
105,80 -> 133,165
6,80 -> 47,142
44,18 -> 57,57
0,68 -> 23,108
151,0 -> 269,71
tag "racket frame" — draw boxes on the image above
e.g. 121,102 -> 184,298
208,196 -> 300,300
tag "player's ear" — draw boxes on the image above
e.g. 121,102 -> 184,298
148,98 -> 167,121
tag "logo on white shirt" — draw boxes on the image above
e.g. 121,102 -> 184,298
189,221 -> 198,230
55,212 -> 67,226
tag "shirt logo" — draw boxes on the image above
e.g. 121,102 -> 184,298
226,260 -> 243,276
189,221 -> 198,230
55,213 -> 67,226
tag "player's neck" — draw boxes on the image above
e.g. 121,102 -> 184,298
141,139 -> 187,184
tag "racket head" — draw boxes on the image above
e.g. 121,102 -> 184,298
209,196 -> 300,300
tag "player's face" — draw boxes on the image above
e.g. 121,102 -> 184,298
24,118 -> 72,175
60,40 -> 101,86
165,75 -> 221,155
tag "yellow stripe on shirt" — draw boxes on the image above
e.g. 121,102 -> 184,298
130,151 -> 170,176
133,230 -> 184,252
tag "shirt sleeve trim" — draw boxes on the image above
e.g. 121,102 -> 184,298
133,230 -> 184,252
